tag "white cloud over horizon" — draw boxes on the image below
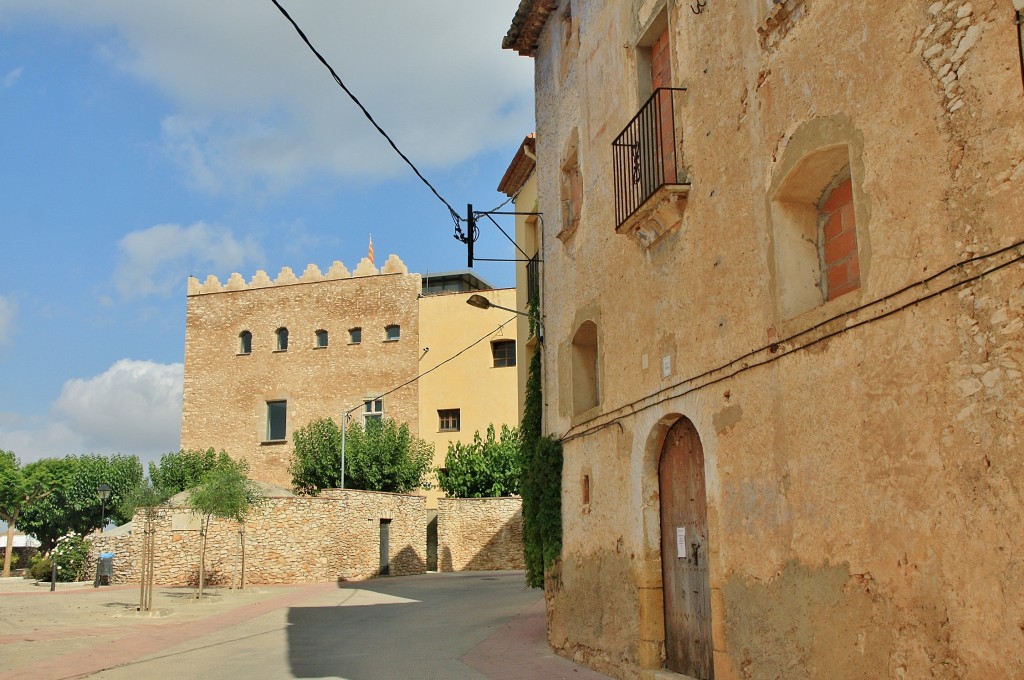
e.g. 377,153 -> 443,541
0,359 -> 183,466
1,66 -> 22,89
0,1 -> 534,192
114,221 -> 263,299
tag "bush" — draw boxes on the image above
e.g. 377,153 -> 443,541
29,553 -> 52,581
51,532 -> 89,582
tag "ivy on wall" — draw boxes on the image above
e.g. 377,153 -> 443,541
520,296 -> 563,589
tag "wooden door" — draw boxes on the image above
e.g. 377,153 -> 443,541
659,418 -> 714,679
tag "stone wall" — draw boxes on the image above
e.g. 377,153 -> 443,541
87,489 -> 426,586
437,497 -> 525,572
181,256 -> 421,487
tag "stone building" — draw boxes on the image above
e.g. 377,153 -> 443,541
504,1 -> 1024,679
182,254 -> 520,510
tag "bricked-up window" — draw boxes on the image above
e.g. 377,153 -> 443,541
572,321 -> 600,415
266,400 -> 287,441
239,331 -> 252,355
819,176 -> 860,301
558,128 -> 582,240
492,340 -> 516,368
315,329 -> 329,348
276,327 -> 289,351
385,324 -> 400,342
349,327 -> 362,344
438,409 -> 460,432
364,398 -> 383,424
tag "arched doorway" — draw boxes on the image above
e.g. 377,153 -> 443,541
659,417 -> 713,678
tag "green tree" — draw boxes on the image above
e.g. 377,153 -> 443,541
0,451 -> 54,577
291,417 -> 433,494
436,424 -> 522,498
17,454 -> 144,550
148,448 -> 229,498
187,456 -> 263,596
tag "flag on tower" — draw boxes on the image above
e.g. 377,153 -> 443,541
368,235 -> 374,264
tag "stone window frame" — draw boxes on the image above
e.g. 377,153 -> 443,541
438,408 -> 461,433
557,128 -> 583,242
766,116 -> 871,333
314,329 -> 329,349
238,330 -> 252,355
275,327 -> 289,352
491,339 -> 517,368
265,400 -> 287,443
363,398 -> 384,425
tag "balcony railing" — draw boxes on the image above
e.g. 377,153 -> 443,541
612,87 -> 688,230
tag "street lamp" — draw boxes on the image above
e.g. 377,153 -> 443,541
466,293 -> 536,319
97,483 -> 111,533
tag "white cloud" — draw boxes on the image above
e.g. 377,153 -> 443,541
114,221 -> 262,299
0,294 -> 15,344
0,1 -> 534,191
53,359 -> 183,459
2,66 -> 23,89
0,359 -> 183,466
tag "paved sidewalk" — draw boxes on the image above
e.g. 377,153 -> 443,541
0,573 -> 612,680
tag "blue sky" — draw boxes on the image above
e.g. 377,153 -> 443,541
0,1 -> 534,465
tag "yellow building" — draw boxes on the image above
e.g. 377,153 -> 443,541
417,284 -> 520,509
497,134 -> 540,420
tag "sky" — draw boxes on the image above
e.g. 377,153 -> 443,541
0,1 -> 535,467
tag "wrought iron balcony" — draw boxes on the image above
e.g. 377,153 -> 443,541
612,87 -> 688,231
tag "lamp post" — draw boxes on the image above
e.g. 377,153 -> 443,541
97,483 -> 111,533
466,294 -> 542,335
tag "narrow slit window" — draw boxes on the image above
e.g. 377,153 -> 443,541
239,331 -> 252,355
276,327 -> 289,351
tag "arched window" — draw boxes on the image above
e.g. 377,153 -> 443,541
276,327 -> 289,351
239,331 -> 252,355
315,329 -> 329,348
572,320 -> 600,414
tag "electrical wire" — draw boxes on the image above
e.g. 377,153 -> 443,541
270,0 -> 462,228
341,315 -> 517,418
559,240 -> 1024,444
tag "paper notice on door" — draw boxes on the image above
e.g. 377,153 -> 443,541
676,527 -> 686,559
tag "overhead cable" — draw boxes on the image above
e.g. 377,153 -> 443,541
270,0 -> 462,228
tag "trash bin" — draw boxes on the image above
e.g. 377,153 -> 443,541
94,552 -> 114,587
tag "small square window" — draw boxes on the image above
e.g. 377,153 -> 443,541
349,327 -> 362,344
385,325 -> 401,342
438,409 -> 460,432
315,329 -> 329,348
266,400 -> 287,441
364,398 -> 383,424
492,339 -> 516,368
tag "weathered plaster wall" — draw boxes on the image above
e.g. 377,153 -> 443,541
181,257 -> 421,487
436,496 -> 525,571
86,489 -> 426,585
520,0 -> 1024,678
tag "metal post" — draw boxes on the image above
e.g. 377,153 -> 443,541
50,559 -> 56,591
466,204 -> 475,268
340,412 -> 347,489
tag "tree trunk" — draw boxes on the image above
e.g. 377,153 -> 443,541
2,517 -> 17,577
197,515 -> 209,599
239,522 -> 247,590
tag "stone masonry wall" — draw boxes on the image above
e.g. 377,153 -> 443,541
437,497 -> 524,572
87,489 -> 426,585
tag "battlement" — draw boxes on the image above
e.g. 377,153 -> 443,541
187,254 -> 410,295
